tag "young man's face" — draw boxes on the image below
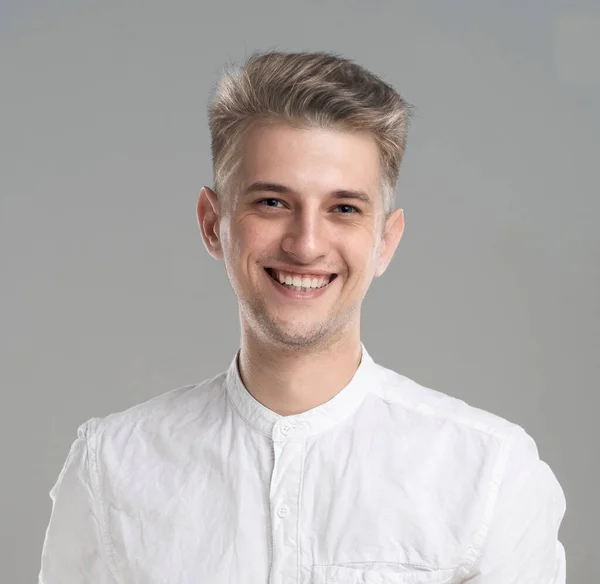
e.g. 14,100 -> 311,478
198,122 -> 404,350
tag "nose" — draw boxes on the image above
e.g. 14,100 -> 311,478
280,208 -> 331,263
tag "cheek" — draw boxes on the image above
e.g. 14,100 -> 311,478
246,228 -> 277,261
343,233 -> 378,275
229,218 -> 280,264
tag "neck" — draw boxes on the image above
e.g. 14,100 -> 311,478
237,329 -> 363,416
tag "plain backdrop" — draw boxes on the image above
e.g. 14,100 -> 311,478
1,0 -> 598,581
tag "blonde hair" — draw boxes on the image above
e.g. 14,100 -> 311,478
207,50 -> 413,217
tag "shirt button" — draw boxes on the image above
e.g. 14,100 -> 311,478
281,424 -> 294,436
277,504 -> 290,518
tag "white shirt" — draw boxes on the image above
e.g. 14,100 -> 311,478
39,344 -> 566,584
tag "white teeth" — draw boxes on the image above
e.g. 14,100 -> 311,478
271,269 -> 331,290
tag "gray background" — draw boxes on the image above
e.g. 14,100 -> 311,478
1,0 -> 598,581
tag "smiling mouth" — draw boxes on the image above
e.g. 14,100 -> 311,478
265,268 -> 337,291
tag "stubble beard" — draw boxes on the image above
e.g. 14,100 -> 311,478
239,289 -> 359,352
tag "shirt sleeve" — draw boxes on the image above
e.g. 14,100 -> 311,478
466,427 -> 567,583
39,420 -> 119,584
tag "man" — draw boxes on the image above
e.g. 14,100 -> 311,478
39,51 -> 566,583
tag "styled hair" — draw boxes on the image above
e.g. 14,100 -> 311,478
207,50 -> 413,217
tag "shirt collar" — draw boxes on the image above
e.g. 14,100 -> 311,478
225,343 -> 377,440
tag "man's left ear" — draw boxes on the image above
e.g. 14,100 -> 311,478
375,208 -> 404,278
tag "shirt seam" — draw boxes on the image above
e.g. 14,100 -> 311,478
376,390 -> 519,441
296,440 -> 307,584
456,426 -> 517,578
85,418 -> 126,584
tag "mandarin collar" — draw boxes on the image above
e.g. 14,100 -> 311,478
225,343 -> 377,440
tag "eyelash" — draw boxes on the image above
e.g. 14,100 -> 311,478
256,198 -> 361,215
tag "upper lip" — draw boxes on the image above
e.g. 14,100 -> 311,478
266,265 -> 336,277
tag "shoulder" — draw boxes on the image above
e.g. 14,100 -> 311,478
370,360 -> 535,447
76,369 -> 228,447
364,364 -> 566,579
368,359 -> 565,509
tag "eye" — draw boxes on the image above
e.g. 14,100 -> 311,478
257,198 -> 285,208
334,204 -> 360,214
256,199 -> 360,214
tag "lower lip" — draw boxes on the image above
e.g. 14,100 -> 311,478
265,269 -> 336,300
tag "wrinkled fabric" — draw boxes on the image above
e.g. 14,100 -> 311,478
39,344 -> 566,583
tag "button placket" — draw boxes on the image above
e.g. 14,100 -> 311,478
268,422 -> 304,584
280,423 -> 295,436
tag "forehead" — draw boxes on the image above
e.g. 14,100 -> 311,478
238,122 -> 381,195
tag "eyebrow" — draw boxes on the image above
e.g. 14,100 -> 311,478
242,181 -> 373,206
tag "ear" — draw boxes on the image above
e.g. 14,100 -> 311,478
375,208 -> 404,278
197,187 -> 224,260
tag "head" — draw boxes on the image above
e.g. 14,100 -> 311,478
197,50 -> 412,352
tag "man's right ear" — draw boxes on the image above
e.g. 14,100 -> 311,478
196,187 -> 224,260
